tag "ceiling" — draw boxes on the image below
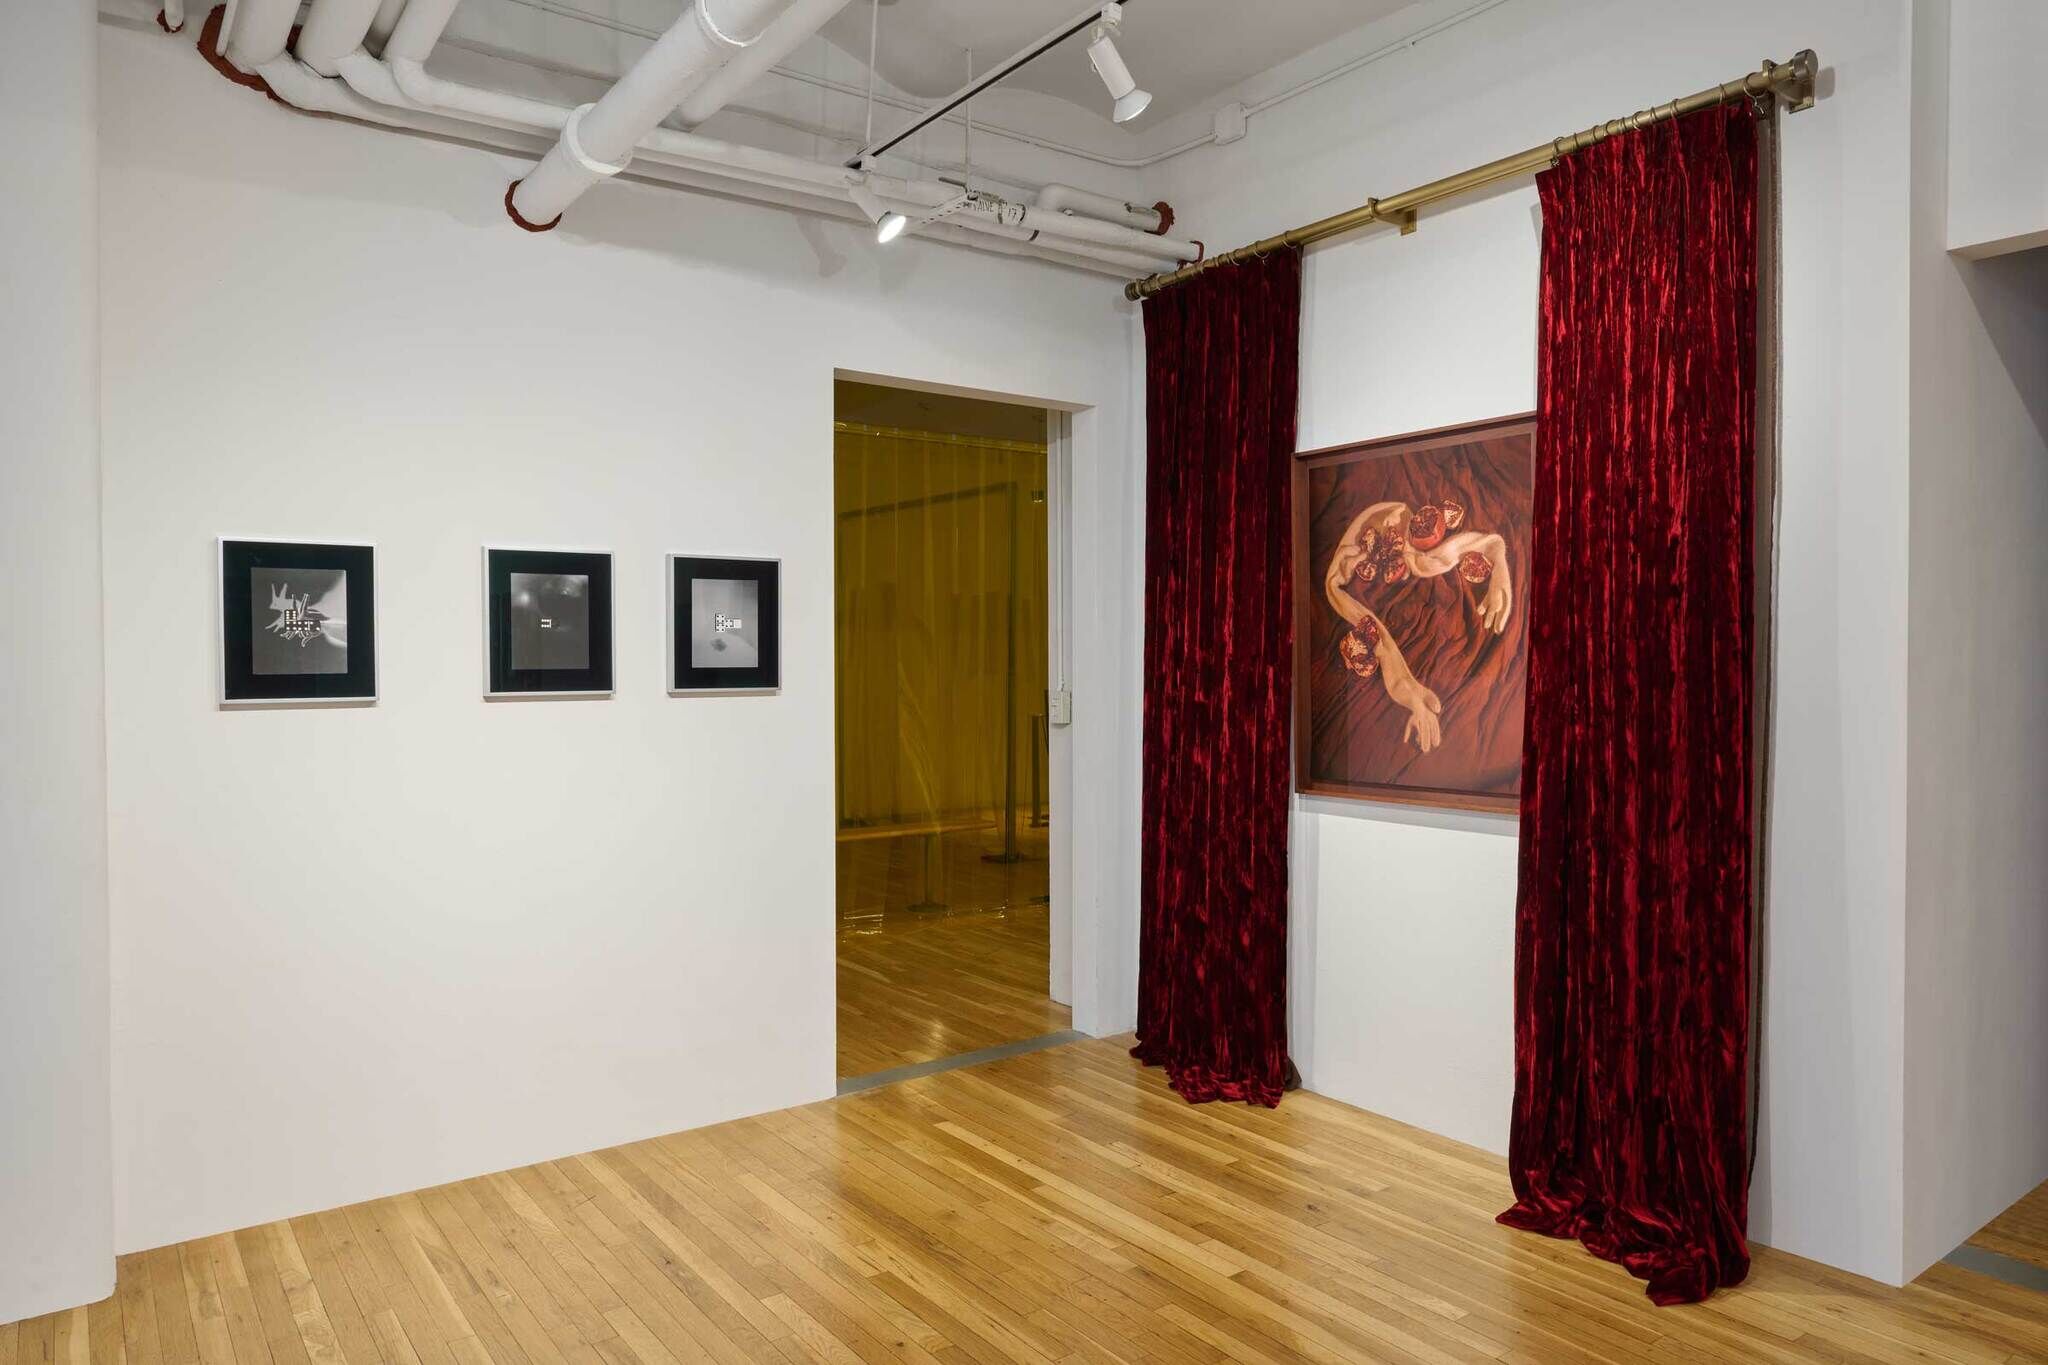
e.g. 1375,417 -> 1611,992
817,0 -> 1424,122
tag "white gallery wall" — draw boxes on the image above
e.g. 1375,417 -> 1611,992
1901,0 -> 2048,1282
0,0 -> 116,1327
96,19 -> 1144,1255
1147,0 -> 1948,1285
1944,0 -> 2048,257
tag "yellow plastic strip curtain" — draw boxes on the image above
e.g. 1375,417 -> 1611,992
834,421 -> 1047,914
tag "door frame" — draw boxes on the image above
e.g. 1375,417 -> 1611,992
832,368 -> 1128,1039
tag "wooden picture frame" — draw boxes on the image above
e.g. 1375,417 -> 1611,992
1293,413 -> 1536,813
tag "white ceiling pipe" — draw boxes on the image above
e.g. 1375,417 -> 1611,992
366,0 -> 410,52
631,145 -> 1182,270
596,133 -> 1180,270
842,177 -> 1180,269
226,0 -> 298,70
334,47 -> 421,110
332,0 -> 459,113
373,52 -> 852,199
386,55 -> 568,129
858,169 -> 1197,261
382,0 -> 461,62
397,61 -> 1147,270
929,195 -> 1184,268
249,20 -> 1144,277
646,126 -> 854,192
1016,200 -> 1195,259
905,211 -> 1174,274
255,54 -> 413,124
377,59 -> 1188,266
296,0 -> 385,76
627,161 -> 1147,275
1037,183 -> 1162,234
259,8 -> 1184,269
219,49 -> 1165,276
509,0 -> 796,228
674,0 -> 854,128
326,0 -> 1184,263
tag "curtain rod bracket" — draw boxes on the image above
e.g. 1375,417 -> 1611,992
1778,49 -> 1818,113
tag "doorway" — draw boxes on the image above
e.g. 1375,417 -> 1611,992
833,379 -> 1070,1082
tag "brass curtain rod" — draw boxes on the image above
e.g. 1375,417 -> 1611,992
1124,49 -> 1819,301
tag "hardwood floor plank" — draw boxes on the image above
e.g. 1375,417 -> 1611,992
17,1311 -> 55,1365
280,1219 -> 384,1365
114,1255 -> 162,1365
173,1244 -> 237,1365
54,1309 -> 90,1365
230,1228 -> 309,1365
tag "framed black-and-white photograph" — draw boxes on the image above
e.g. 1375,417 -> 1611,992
483,546 -> 614,698
668,555 -> 779,694
218,537 -> 377,706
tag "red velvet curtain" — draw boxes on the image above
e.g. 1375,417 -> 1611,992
1133,250 -> 1302,1106
1498,104 -> 1760,1305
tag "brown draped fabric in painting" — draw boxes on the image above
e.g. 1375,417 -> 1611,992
1498,103 -> 1762,1305
1134,249 -> 1301,1106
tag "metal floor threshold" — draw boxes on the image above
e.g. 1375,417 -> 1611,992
1940,1243 -> 2048,1294
836,1029 -> 1087,1097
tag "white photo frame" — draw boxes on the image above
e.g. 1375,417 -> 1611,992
666,554 -> 781,696
481,544 -> 616,699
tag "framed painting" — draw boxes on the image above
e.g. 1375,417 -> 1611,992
482,546 -> 614,698
218,536 -> 377,706
668,555 -> 780,694
1293,413 -> 1535,812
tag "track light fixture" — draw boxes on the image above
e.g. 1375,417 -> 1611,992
850,177 -> 912,244
1087,3 -> 1150,124
851,176 -> 978,246
886,189 -> 974,243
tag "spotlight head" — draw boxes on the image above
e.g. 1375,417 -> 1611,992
850,176 -> 911,244
1086,23 -> 1149,124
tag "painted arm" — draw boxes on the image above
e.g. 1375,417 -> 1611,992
1406,529 -> 1513,635
1324,538 -> 1443,754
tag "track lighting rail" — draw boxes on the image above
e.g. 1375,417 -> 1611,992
846,2 -> 1136,167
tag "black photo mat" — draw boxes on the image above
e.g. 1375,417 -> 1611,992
670,556 -> 779,693
485,548 -> 614,696
220,539 -> 377,704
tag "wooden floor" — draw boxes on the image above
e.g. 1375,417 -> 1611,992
1972,1181 -> 2048,1274
837,823 -> 1065,1079
9,1037 -> 2044,1365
